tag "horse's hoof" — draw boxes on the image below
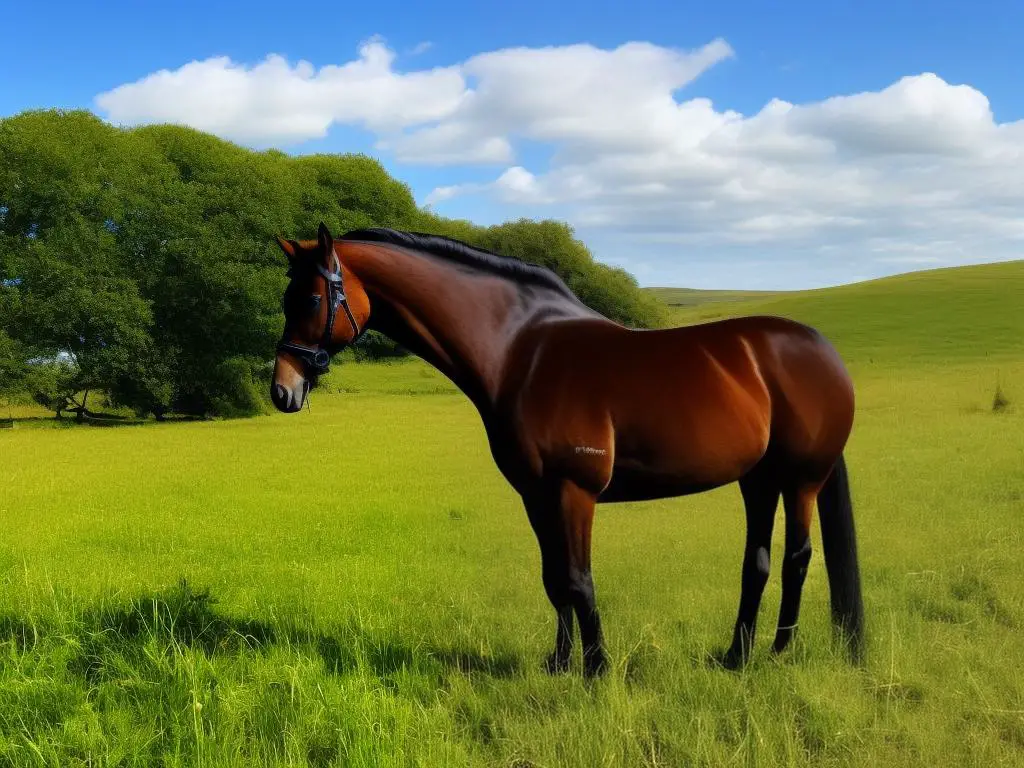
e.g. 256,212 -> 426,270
713,647 -> 748,671
583,650 -> 608,679
771,624 -> 797,654
544,652 -> 570,675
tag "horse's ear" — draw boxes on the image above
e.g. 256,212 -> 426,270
317,222 -> 335,265
275,236 -> 300,262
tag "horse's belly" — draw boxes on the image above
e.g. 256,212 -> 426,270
600,409 -> 768,503
598,465 -> 730,503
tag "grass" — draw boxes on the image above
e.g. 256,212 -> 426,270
646,287 -> 789,309
656,260 -> 1024,367
1,261 -> 1023,766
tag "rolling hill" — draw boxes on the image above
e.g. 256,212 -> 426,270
647,260 -> 1024,366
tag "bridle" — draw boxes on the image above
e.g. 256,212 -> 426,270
276,252 -> 363,377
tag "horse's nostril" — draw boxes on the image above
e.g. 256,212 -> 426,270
273,384 -> 293,410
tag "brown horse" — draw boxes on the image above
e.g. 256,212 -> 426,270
271,223 -> 864,677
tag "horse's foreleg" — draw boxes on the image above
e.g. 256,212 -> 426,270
524,479 -> 606,677
524,490 -> 575,673
723,467 -> 780,668
559,480 -> 605,678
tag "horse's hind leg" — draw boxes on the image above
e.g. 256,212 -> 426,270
722,463 -> 781,668
772,483 -> 819,654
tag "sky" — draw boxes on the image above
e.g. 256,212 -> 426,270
2,0 -> 1023,289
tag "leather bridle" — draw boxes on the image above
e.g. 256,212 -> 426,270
276,254 -> 363,377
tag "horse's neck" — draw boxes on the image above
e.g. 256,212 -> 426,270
345,243 -> 544,410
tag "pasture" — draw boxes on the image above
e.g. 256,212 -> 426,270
1,261 -> 1022,767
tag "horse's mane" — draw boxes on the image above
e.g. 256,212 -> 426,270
339,228 -> 576,299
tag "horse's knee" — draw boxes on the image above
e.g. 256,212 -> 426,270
541,569 -> 570,608
566,567 -> 596,609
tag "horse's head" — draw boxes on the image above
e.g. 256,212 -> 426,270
271,223 -> 370,412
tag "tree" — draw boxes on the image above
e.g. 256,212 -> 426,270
0,110 -> 159,418
17,257 -> 155,419
0,330 -> 26,401
0,108 -> 664,419
0,241 -> 26,400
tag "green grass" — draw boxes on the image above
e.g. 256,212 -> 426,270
656,260 -> 1024,366
2,262 -> 1023,766
647,287 -> 788,309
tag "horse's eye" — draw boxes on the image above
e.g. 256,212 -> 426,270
308,295 -> 322,313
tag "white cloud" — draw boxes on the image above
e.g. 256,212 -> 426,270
96,40 -> 466,144
423,69 -> 1024,276
494,167 -> 548,202
378,120 -> 513,165
95,38 -> 1024,286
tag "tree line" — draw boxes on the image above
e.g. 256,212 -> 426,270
0,109 -> 663,419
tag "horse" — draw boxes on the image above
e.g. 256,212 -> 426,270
271,222 -> 864,677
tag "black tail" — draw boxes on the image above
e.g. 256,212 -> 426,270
817,453 -> 865,663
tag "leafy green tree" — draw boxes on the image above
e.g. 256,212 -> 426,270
0,330 -> 26,400
18,257 -> 154,418
0,110 -> 158,417
0,238 -> 25,400
0,108 -> 663,420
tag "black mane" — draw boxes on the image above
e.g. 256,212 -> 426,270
339,228 -> 576,298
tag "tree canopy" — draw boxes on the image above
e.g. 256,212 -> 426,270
0,109 -> 663,418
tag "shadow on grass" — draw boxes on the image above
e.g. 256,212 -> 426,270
0,614 -> 43,651
316,633 -> 520,679
1,579 -> 521,683
2,413 -> 208,429
81,580 -> 277,652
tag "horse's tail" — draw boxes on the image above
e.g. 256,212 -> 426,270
817,453 -> 865,663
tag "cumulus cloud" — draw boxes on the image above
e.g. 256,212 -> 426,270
96,40 -> 466,144
95,38 -> 1024,285
425,69 -> 1024,277
392,39 -> 735,161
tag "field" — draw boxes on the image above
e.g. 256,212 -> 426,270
2,261 -> 1023,766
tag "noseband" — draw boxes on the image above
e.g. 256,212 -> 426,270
276,259 -> 363,377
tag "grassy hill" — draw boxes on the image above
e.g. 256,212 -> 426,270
649,260 -> 1024,366
646,287 -> 788,309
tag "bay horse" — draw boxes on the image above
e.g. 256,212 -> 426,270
271,223 -> 864,677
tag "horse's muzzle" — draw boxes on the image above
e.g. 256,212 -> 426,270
271,382 -> 307,413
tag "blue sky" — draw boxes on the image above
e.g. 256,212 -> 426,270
3,0 -> 1023,288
